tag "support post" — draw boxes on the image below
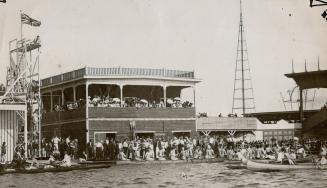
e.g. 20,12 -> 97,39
24,109 -> 28,158
61,89 -> 64,106
50,91 -> 53,112
120,84 -> 124,107
73,86 -> 76,102
299,87 -> 304,124
163,85 -> 167,107
85,83 -> 89,143
193,86 -> 196,107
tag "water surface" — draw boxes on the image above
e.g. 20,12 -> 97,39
1,163 -> 327,188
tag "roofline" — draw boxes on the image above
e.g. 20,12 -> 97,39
41,76 -> 201,90
285,70 -> 327,78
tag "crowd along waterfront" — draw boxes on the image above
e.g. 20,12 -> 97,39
1,0 -> 327,187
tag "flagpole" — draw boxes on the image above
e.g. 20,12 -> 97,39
20,10 -> 23,40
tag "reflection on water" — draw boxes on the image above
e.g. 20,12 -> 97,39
1,163 -> 327,188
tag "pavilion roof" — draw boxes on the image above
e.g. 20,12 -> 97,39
285,70 -> 327,89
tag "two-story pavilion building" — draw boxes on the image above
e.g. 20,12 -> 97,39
41,67 -> 200,149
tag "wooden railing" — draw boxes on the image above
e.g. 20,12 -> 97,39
88,107 -> 196,119
42,107 -> 86,124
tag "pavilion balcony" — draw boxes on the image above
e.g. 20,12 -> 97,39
88,107 -> 196,119
42,107 -> 86,124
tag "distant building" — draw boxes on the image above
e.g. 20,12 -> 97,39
196,116 -> 257,141
40,67 -> 200,149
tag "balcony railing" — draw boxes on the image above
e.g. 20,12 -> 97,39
42,107 -> 86,124
88,107 -> 196,119
42,107 -> 195,124
41,67 -> 195,87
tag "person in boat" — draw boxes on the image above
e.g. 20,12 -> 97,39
218,146 -> 226,159
12,150 -> 25,169
319,145 -> 327,165
276,147 -> 286,164
205,145 -> 215,159
179,146 -> 186,160
170,145 -> 178,161
48,154 -> 56,165
193,146 -> 202,159
79,151 -> 87,162
226,146 -> 235,160
288,150 -> 297,165
145,144 -> 155,161
296,145 -> 306,159
61,152 -> 72,167
118,148 -> 128,160
29,155 -> 40,169
133,141 -> 141,161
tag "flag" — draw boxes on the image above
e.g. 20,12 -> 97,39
21,13 -> 41,27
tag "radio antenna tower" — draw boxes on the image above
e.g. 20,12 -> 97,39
232,0 -> 256,115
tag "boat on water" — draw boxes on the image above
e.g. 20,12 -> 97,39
246,160 -> 327,172
0,163 -> 111,175
114,158 -> 224,165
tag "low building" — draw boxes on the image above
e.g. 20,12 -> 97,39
0,104 -> 27,161
41,67 -> 200,149
196,117 -> 257,141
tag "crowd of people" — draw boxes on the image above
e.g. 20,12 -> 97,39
50,96 -> 193,113
88,95 -> 193,109
84,136 -> 327,165
5,135 -> 327,169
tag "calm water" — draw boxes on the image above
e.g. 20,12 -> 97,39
1,163 -> 327,188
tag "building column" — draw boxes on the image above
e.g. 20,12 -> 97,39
163,85 -> 167,107
24,108 -> 28,158
85,83 -> 90,143
299,87 -> 304,123
50,91 -> 53,112
61,89 -> 65,106
120,84 -> 124,107
73,86 -> 76,102
192,86 -> 196,107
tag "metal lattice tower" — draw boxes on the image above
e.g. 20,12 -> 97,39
232,0 -> 256,115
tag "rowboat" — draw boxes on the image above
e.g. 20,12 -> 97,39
0,163 -> 111,175
246,160 -> 327,172
115,158 -> 224,165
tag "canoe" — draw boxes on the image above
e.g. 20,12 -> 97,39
115,158 -> 224,165
246,160 -> 327,172
0,163 -> 111,175
226,164 -> 247,170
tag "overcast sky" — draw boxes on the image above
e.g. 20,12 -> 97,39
0,0 -> 326,115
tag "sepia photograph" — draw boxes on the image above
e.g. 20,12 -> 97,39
0,0 -> 327,187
